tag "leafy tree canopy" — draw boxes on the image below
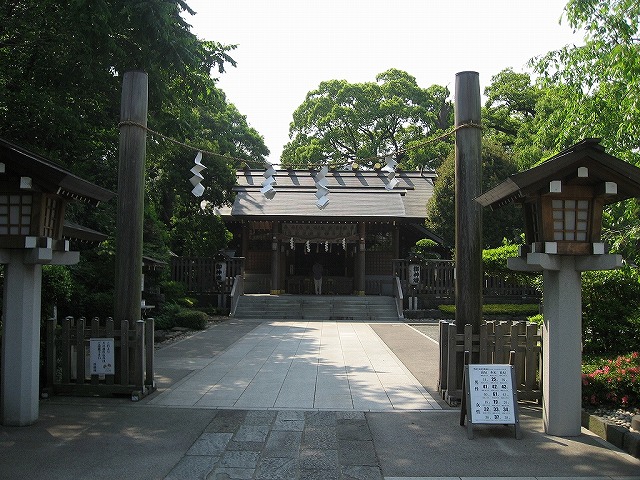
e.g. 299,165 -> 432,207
426,138 -> 524,248
281,69 -> 453,169
0,0 -> 269,314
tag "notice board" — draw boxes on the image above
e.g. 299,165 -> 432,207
460,363 -> 521,439
89,338 -> 115,376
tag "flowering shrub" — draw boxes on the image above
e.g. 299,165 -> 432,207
582,352 -> 640,408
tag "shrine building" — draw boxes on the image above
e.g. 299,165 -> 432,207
218,168 -> 442,296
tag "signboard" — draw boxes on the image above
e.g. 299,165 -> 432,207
461,363 -> 521,439
468,365 -> 516,424
89,338 -> 114,375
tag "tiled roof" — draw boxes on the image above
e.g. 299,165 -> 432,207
221,169 -> 436,220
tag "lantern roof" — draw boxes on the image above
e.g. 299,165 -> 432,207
0,138 -> 114,206
476,138 -> 640,210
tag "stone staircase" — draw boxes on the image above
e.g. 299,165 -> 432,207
232,295 -> 400,322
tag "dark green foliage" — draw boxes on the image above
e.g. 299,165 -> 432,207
426,139 -> 524,248
482,242 -> 541,289
41,266 -> 74,318
174,309 -> 209,330
159,280 -> 187,304
414,239 -> 442,259
582,267 -> 640,355
0,0 -> 268,320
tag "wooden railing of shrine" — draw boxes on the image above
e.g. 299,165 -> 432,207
438,320 -> 542,405
393,259 -> 540,307
43,316 -> 155,400
171,256 -> 244,294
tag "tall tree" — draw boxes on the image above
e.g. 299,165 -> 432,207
533,0 -> 640,163
281,69 -> 453,169
531,0 -> 640,264
426,138 -> 524,248
0,0 -> 269,314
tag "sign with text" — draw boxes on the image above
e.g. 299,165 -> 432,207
468,364 -> 516,424
89,338 -> 114,375
461,362 -> 521,439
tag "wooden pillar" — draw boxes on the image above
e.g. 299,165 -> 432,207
241,222 -> 249,259
270,221 -> 280,294
454,71 -> 482,334
115,71 -> 148,324
392,223 -> 400,259
356,222 -> 366,295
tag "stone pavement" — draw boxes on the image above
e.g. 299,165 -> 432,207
1,318 -> 640,479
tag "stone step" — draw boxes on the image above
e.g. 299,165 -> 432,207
233,295 -> 399,321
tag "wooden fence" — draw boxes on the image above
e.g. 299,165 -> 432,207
171,256 -> 244,295
438,320 -> 542,405
43,316 -> 155,400
393,259 -> 541,307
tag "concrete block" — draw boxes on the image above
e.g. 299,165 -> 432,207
623,429 -> 640,458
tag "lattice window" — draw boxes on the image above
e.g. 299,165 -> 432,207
0,194 -> 32,235
42,196 -> 59,238
552,199 -> 589,241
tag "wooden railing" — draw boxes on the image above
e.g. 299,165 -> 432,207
43,317 -> 155,400
393,276 -> 404,319
171,256 -> 244,294
230,274 -> 244,316
438,320 -> 542,405
393,259 -> 541,307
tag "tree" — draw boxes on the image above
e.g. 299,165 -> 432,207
0,0 -> 269,315
281,69 -> 453,169
426,138 -> 524,248
532,0 -> 640,164
531,0 -> 640,264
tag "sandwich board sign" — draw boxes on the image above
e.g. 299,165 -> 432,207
460,363 -> 521,439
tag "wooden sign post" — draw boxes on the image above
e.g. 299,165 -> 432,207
460,353 -> 521,439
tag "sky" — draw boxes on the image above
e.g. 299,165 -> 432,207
182,0 -> 583,162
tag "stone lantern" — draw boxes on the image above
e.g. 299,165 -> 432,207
476,138 -> 640,436
0,138 -> 114,426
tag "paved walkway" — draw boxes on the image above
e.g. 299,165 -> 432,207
149,321 -> 440,411
1,318 -> 639,480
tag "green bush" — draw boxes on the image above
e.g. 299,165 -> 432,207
482,243 -> 541,289
527,314 -> 544,325
582,352 -> 640,408
160,280 -> 187,303
414,238 -> 441,259
438,303 -> 540,316
582,267 -> 640,355
174,309 -> 209,330
154,303 -> 181,330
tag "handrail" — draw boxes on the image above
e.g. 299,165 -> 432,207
230,274 -> 244,316
393,275 -> 404,319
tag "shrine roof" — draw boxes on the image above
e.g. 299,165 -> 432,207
476,138 -> 640,210
0,137 -> 114,206
220,169 -> 436,220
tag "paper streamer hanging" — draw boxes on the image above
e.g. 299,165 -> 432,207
314,165 -> 329,209
260,161 -> 277,199
189,151 -> 206,197
382,156 -> 398,190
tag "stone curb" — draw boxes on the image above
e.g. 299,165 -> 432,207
582,411 -> 640,459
